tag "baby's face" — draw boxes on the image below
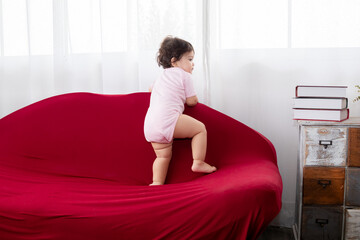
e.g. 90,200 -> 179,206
172,51 -> 194,74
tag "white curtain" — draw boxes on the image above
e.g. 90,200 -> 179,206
2,0 -> 360,118
0,0 -> 206,118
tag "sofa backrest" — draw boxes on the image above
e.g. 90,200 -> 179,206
0,93 -> 159,184
0,92 -> 276,185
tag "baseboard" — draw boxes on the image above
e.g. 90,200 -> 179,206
269,201 -> 295,227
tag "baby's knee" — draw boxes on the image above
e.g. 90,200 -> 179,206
162,151 -> 172,159
199,122 -> 207,135
155,145 -> 173,159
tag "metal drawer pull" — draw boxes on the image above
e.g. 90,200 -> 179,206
319,140 -> 332,149
318,180 -> 331,188
316,218 -> 329,227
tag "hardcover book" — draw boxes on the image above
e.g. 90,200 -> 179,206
293,98 -> 348,110
295,85 -> 347,98
293,108 -> 349,122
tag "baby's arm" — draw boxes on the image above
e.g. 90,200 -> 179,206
186,95 -> 198,107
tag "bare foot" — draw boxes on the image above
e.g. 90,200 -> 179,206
191,160 -> 217,173
149,182 -> 163,186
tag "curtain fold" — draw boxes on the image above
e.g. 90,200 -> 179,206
0,0 -> 206,118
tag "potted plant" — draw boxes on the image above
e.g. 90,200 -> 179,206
354,85 -> 360,102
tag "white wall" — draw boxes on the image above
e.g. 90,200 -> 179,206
208,48 -> 360,227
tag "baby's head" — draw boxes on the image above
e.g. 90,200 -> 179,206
157,36 -> 194,73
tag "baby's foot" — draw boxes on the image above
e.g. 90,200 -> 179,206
149,182 -> 163,186
191,160 -> 217,173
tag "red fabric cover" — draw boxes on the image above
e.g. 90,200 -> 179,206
0,92 -> 282,240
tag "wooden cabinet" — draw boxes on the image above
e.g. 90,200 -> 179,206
295,118 -> 360,240
301,206 -> 343,240
344,209 -> 360,239
303,167 -> 345,205
304,127 -> 347,166
348,128 -> 360,167
346,168 -> 360,206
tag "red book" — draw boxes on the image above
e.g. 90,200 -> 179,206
293,108 -> 349,122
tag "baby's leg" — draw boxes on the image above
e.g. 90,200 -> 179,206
174,114 -> 216,173
150,142 -> 172,185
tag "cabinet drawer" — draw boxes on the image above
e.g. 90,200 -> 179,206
304,127 -> 347,166
303,167 -> 344,205
345,208 -> 360,240
348,128 -> 360,167
346,168 -> 360,206
301,206 -> 343,240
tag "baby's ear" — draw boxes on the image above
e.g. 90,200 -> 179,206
171,57 -> 177,67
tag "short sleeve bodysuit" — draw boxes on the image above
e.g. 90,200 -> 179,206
144,67 -> 196,143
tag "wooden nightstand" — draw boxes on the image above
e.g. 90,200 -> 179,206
294,117 -> 360,240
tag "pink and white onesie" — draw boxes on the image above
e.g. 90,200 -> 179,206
144,67 -> 196,143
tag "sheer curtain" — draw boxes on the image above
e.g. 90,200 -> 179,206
0,0 -> 206,118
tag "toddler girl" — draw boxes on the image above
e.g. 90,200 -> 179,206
144,36 -> 216,186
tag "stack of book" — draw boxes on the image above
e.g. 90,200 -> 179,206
293,85 -> 349,122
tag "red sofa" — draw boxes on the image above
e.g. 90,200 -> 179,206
0,92 -> 282,240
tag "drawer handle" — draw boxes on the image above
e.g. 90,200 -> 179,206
318,180 -> 331,188
319,140 -> 332,149
315,218 -> 328,227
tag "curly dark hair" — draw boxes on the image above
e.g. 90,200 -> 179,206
157,36 -> 194,69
